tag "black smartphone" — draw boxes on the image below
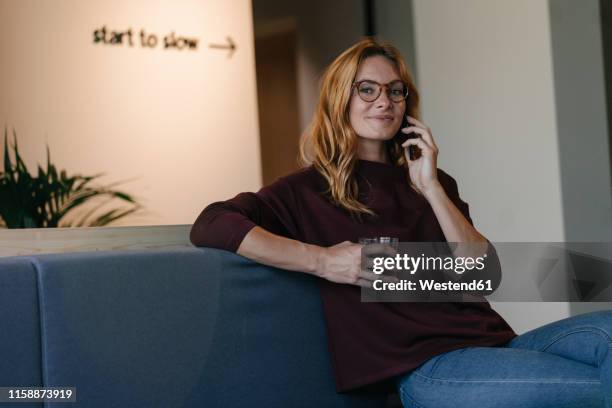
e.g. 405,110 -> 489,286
395,116 -> 420,160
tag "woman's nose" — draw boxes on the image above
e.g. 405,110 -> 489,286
375,89 -> 393,108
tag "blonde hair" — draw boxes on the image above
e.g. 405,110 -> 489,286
299,38 -> 420,218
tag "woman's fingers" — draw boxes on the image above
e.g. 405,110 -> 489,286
356,278 -> 396,288
358,269 -> 398,282
401,137 -> 435,160
406,116 -> 430,132
401,127 -> 438,152
325,241 -> 400,287
355,275 -> 398,288
405,117 -> 438,150
358,270 -> 379,281
356,278 -> 374,288
362,243 -> 397,258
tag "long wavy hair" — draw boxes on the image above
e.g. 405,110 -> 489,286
299,38 -> 420,218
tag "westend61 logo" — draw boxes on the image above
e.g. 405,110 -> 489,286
371,253 -> 488,275
363,242 -> 612,303
370,253 -> 493,294
361,242 -> 502,302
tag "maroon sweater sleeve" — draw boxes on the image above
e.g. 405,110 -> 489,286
438,169 -> 501,292
438,169 -> 473,226
189,177 -> 301,252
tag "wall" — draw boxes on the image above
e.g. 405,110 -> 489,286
0,0 -> 261,226
548,0 -> 612,316
252,0 -> 365,131
375,0 -> 418,83
549,0 -> 611,242
380,0 -> 568,332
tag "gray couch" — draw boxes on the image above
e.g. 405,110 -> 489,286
0,247 -> 399,407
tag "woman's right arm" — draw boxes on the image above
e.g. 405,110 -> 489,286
237,226 -> 372,286
190,191 -> 379,287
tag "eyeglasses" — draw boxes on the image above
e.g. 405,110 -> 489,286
352,80 -> 409,103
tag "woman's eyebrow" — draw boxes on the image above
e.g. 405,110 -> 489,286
355,78 -> 402,83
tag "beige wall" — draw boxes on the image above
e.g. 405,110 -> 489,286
0,0 -> 261,226
410,0 -> 567,332
412,0 -> 564,242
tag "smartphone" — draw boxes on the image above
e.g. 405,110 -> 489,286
395,116 -> 420,160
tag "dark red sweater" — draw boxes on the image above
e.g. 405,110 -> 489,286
190,159 -> 517,392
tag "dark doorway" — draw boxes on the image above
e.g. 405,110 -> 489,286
255,28 -> 301,185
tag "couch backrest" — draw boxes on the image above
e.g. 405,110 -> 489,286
0,257 -> 43,408
2,247 -> 387,408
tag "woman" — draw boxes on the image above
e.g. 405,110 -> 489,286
191,38 -> 612,407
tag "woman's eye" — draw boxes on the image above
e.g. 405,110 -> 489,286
391,89 -> 403,96
360,87 -> 374,94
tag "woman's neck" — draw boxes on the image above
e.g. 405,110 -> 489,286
357,138 -> 388,164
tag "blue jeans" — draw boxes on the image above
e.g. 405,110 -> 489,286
396,310 -> 612,408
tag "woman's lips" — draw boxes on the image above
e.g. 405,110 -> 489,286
368,116 -> 395,124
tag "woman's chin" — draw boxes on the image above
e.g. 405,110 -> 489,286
358,132 -> 396,142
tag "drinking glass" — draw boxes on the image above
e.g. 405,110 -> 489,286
359,237 -> 399,278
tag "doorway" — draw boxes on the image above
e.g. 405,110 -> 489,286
254,26 -> 301,185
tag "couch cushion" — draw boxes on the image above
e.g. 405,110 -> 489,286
0,256 -> 44,408
33,247 -> 386,408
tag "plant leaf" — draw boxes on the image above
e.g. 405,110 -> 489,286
2,132 -> 142,228
88,206 -> 141,227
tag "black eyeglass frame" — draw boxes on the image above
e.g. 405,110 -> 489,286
351,79 -> 410,103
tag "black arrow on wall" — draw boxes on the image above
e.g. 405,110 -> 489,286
209,36 -> 236,58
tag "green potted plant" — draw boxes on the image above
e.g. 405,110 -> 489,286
0,128 -> 141,228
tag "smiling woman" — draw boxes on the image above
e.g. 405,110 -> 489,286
350,58 -> 408,143
302,40 -> 421,215
190,38 -> 612,407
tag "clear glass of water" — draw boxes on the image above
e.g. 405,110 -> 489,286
359,237 -> 399,277
359,237 -> 399,248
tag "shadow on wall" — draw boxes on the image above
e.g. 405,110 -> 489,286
549,0 -> 612,314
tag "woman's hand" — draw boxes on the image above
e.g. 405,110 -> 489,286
401,116 -> 442,195
315,241 -> 397,288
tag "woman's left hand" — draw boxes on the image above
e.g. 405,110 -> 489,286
401,116 -> 441,195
